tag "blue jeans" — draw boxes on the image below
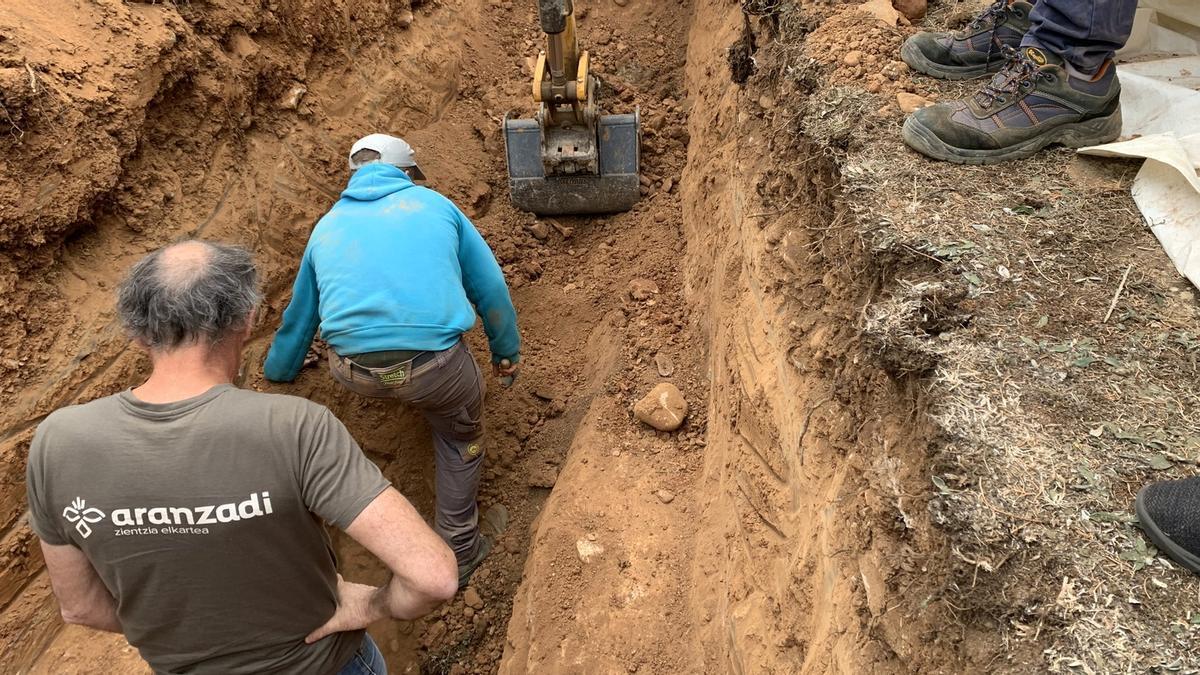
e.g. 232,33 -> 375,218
1022,0 -> 1138,73
337,633 -> 387,675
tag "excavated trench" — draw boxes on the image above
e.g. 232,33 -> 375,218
0,0 -> 965,673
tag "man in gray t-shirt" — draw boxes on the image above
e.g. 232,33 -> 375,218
25,241 -> 458,675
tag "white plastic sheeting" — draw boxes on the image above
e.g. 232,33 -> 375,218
1078,1 -> 1200,287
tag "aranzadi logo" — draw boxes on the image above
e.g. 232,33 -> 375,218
63,492 -> 275,538
63,497 -> 106,539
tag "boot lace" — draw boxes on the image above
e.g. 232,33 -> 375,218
968,0 -> 1009,30
975,46 -> 1046,107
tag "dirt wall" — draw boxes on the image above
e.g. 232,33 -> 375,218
681,2 -> 945,671
0,0 -> 432,670
638,0 -> 1024,671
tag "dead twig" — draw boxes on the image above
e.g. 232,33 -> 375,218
1103,263 -> 1133,324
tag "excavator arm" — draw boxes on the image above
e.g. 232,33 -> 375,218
533,0 -> 588,110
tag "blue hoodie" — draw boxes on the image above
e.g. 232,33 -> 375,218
263,163 -> 520,382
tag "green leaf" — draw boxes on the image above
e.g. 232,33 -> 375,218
1020,336 -> 1038,348
1049,343 -> 1072,353
1036,315 -> 1048,328
931,475 -> 952,494
1072,355 -> 1097,368
1119,548 -> 1144,561
1089,511 -> 1133,523
964,272 -> 982,286
1146,454 -> 1173,471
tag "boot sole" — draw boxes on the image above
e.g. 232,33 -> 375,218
901,106 -> 1122,165
1135,487 -> 1200,575
900,40 -> 1000,81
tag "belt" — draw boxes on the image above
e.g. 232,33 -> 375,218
345,349 -> 436,377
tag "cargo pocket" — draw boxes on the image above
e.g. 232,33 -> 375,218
449,404 -> 485,463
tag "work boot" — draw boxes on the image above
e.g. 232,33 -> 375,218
457,504 -> 508,589
1136,478 -> 1200,575
901,0 -> 1033,80
902,46 -> 1122,164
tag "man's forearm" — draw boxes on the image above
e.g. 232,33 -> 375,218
375,574 -> 444,620
63,598 -> 122,633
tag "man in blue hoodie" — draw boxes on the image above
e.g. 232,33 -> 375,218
265,134 -> 520,588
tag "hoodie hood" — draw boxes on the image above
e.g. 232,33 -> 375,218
341,163 -> 415,202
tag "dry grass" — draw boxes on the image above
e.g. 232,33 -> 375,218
755,0 -> 1200,671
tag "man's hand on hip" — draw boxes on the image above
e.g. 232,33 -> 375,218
305,576 -> 388,644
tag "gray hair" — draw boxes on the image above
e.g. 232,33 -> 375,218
116,240 -> 261,350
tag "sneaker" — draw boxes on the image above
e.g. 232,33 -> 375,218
902,46 -> 1122,164
456,504 -> 509,589
1135,479 -> 1200,575
901,0 -> 1033,80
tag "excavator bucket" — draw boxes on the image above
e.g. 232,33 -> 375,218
504,0 -> 642,216
503,110 -> 641,216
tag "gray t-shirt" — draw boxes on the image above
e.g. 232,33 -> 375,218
25,384 -> 390,675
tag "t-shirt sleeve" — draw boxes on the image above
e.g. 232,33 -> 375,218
25,422 -> 72,546
298,407 -> 391,530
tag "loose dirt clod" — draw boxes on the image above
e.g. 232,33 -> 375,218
628,278 -> 660,301
896,92 -> 929,113
633,383 -> 688,432
893,0 -> 927,21
463,587 -> 483,610
526,463 -> 559,489
654,352 -> 675,377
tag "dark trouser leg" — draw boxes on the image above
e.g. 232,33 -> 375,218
1022,0 -> 1138,74
329,341 -> 487,566
419,349 -> 486,565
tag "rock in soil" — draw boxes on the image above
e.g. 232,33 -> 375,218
656,489 -> 676,504
464,587 -> 484,610
526,221 -> 550,241
633,382 -> 688,431
896,92 -> 929,113
628,278 -> 660,301
576,538 -> 605,562
893,0 -> 927,21
527,463 -> 559,488
654,352 -> 675,377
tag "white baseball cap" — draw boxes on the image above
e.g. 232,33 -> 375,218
348,133 -> 426,180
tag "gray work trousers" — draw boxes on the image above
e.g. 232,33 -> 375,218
330,340 -> 486,565
1023,0 -> 1138,74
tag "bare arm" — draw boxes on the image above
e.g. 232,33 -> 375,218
305,488 -> 458,643
41,541 -> 122,634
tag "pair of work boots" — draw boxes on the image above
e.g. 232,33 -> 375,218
900,0 -> 1122,164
